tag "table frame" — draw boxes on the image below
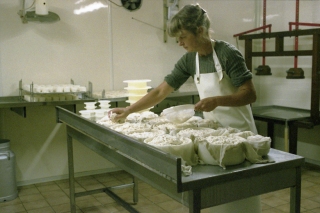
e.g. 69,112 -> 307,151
252,105 -> 312,154
56,106 -> 304,213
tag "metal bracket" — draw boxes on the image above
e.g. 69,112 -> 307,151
10,107 -> 26,118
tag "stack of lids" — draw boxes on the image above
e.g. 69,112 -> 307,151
124,79 -> 152,112
79,100 -> 111,121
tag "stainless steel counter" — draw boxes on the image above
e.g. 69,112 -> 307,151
0,90 -> 199,117
56,106 -> 304,213
0,96 -> 95,117
252,105 -> 313,154
252,105 -> 310,122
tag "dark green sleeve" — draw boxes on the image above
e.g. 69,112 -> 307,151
217,41 -> 252,87
164,53 -> 195,90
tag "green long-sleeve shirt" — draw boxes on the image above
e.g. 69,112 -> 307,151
164,40 -> 252,90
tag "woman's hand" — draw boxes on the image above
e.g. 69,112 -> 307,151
194,97 -> 218,112
194,79 -> 257,112
108,108 -> 130,123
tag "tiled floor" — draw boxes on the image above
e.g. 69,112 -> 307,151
1,165 -> 320,213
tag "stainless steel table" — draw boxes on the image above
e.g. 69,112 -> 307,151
56,106 -> 304,213
252,105 -> 311,154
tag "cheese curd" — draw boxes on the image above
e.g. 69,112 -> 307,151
145,135 -> 198,166
96,108 -> 271,170
127,130 -> 166,142
195,135 -> 247,169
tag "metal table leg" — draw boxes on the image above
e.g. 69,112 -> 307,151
189,189 -> 201,213
67,133 -> 76,213
267,122 -> 275,148
133,176 -> 138,204
288,122 -> 298,154
290,166 -> 301,213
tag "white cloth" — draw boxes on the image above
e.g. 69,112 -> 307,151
194,40 -> 261,213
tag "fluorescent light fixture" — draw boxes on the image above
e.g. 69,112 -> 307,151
74,2 -> 108,15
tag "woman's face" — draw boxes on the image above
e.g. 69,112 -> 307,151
177,29 -> 200,52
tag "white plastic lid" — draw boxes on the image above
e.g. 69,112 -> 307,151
123,79 -> 151,83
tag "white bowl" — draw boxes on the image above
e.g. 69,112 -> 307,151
162,104 -> 195,124
123,79 -> 151,88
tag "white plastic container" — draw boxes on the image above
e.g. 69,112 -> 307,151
123,79 -> 151,88
79,110 -> 95,120
128,94 -> 145,101
124,86 -> 151,95
84,102 -> 96,110
99,104 -> 111,108
98,100 -> 111,104
0,139 -> 18,202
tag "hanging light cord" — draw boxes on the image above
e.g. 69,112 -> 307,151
131,17 -> 163,31
108,0 -> 123,8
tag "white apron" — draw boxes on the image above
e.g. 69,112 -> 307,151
194,41 -> 257,134
194,40 -> 261,213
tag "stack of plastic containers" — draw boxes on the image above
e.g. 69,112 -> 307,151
79,102 -> 96,121
95,100 -> 111,121
79,101 -> 112,121
123,80 -> 151,107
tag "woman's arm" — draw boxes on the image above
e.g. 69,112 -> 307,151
194,79 -> 256,112
110,81 -> 175,122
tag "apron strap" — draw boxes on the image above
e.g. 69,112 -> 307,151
196,40 -> 223,84
212,48 -> 224,81
196,52 -> 200,84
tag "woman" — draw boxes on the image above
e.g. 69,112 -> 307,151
110,4 -> 261,213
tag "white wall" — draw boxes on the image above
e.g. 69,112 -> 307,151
0,0 -> 319,185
